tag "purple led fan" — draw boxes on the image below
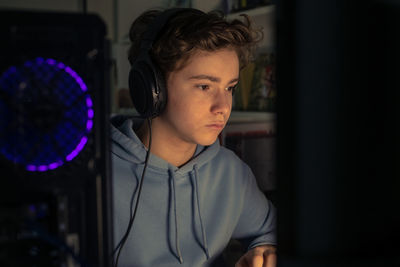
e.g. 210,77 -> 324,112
0,57 -> 94,171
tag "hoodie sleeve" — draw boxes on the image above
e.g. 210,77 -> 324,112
232,166 -> 277,250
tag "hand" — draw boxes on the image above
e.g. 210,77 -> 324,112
235,245 -> 277,267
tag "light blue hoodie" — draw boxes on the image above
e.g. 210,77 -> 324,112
111,116 -> 276,267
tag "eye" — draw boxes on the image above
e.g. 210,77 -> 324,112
225,84 -> 238,94
196,84 -> 210,91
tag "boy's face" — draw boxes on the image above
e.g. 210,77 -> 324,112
158,48 -> 239,147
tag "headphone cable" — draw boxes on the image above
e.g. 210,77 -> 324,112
113,117 -> 152,267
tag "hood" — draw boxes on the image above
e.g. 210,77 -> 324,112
111,115 -> 220,264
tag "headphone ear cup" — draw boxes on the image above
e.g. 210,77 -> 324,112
151,63 -> 167,115
129,56 -> 167,118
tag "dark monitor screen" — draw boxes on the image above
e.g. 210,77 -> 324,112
276,1 -> 400,266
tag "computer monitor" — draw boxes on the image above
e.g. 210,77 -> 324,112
276,1 -> 400,265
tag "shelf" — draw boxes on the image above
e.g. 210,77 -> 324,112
227,5 -> 275,20
114,109 -> 276,122
229,111 -> 276,124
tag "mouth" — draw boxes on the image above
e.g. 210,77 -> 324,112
206,123 -> 225,130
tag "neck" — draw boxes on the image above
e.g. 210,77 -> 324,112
136,119 -> 197,167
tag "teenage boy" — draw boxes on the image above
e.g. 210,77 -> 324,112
111,8 -> 277,267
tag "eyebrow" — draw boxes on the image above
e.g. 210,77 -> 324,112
188,74 -> 239,84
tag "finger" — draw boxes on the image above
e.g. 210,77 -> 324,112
263,252 -> 277,267
250,253 -> 264,267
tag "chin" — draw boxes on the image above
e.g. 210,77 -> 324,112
197,136 -> 219,146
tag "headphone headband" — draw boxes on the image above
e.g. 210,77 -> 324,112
140,8 -> 188,51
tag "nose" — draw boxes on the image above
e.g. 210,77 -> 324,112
210,88 -> 232,115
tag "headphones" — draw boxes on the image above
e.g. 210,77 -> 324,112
128,8 -> 204,118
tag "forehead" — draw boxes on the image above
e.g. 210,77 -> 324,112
174,48 -> 239,78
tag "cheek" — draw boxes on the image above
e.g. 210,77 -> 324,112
167,89 -> 206,115
164,96 -> 194,123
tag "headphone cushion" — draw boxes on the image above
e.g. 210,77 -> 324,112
129,56 -> 167,117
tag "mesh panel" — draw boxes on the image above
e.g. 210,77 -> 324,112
0,57 -> 94,171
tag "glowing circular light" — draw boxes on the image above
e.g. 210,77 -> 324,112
0,57 -> 94,171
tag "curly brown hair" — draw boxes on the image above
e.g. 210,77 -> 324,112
128,8 -> 263,78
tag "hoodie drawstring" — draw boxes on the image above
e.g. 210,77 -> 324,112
191,165 -> 210,260
168,169 -> 184,264
168,165 -> 210,264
